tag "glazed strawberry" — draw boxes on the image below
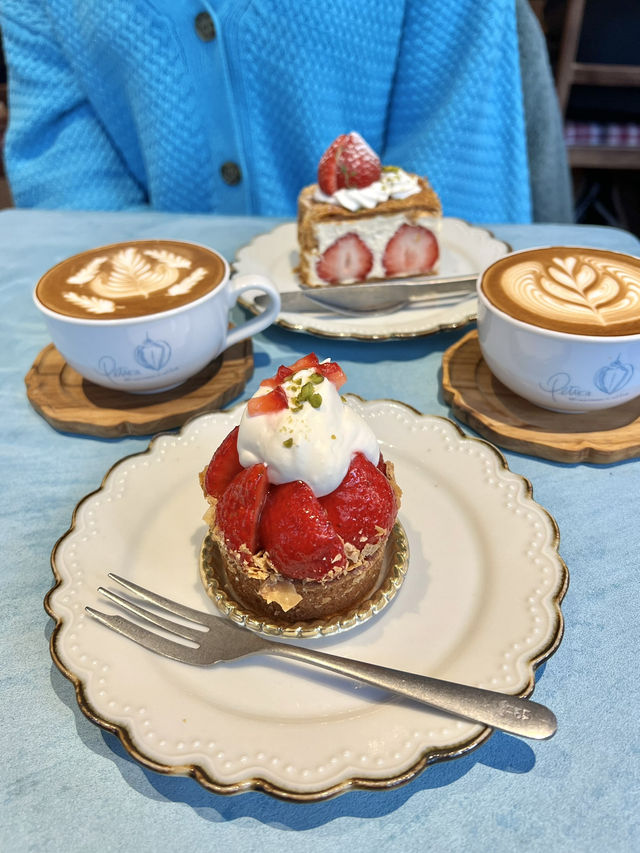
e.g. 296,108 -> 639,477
247,385 -> 288,416
316,233 -> 373,284
217,463 -> 269,555
204,426 -> 243,499
320,452 -> 397,547
317,132 -> 382,195
316,360 -> 347,389
382,224 -> 439,277
259,481 -> 347,580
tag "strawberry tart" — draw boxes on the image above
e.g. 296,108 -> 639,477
297,132 -> 442,287
200,354 -> 402,624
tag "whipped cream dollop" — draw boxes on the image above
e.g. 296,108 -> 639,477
313,167 -> 421,212
237,365 -> 380,497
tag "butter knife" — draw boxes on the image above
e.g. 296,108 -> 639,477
254,275 -> 477,315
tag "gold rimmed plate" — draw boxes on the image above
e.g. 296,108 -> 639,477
234,220 -> 510,340
199,522 -> 409,640
45,397 -> 567,801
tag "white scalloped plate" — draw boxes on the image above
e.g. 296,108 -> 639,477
235,220 -> 510,340
45,398 -> 567,801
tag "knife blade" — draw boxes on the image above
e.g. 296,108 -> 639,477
253,275 -> 478,315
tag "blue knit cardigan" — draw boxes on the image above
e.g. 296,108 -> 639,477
0,0 -> 567,222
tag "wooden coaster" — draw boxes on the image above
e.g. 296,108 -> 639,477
442,330 -> 640,463
25,339 -> 253,438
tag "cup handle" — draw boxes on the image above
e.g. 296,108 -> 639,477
225,273 -> 281,348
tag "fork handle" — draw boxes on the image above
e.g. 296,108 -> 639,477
263,643 -> 556,740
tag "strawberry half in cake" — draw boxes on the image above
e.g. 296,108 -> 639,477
200,354 -> 401,622
297,132 -> 442,287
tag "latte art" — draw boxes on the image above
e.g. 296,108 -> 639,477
36,240 -> 226,320
481,247 -> 640,337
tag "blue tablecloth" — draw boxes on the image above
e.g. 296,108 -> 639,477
2,210 -> 639,852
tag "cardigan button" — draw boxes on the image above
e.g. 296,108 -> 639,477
195,11 -> 216,41
220,161 -> 242,186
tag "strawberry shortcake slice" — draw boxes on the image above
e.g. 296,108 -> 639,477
200,354 -> 402,623
297,132 -> 441,287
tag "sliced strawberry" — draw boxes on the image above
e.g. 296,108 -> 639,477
259,355 -> 320,389
204,426 -> 243,499
247,385 -> 288,417
382,224 -> 439,277
317,132 -> 381,195
316,233 -> 373,284
288,353 -> 320,373
320,452 -> 397,548
260,365 -> 294,389
316,360 -> 347,389
259,481 -> 347,580
217,463 -> 269,556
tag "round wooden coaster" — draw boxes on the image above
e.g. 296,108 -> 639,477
25,339 -> 253,438
441,330 -> 640,463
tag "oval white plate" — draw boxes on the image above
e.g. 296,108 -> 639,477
234,220 -> 510,340
46,398 -> 567,800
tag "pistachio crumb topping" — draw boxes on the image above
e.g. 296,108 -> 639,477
291,374 -> 325,410
282,437 -> 293,448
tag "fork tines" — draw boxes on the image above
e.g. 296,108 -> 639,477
106,574 -> 210,624
85,574 -> 213,665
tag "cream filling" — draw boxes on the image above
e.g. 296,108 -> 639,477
307,213 -> 441,285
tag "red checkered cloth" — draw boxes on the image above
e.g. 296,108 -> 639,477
564,122 -> 640,147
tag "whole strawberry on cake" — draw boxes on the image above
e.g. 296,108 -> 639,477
200,354 -> 402,623
298,132 -> 442,287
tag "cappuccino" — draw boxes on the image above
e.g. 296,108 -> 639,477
34,240 -> 281,393
36,240 -> 227,320
481,246 -> 640,337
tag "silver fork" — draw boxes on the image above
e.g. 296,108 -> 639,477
86,574 -> 557,741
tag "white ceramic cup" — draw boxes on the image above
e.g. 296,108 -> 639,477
477,247 -> 640,413
34,241 -> 281,394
